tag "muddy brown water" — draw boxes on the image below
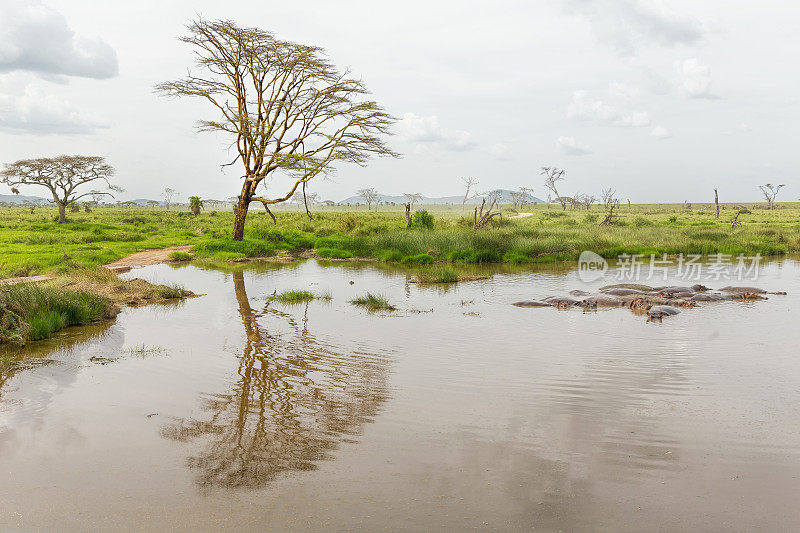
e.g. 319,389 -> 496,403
2,258 -> 800,531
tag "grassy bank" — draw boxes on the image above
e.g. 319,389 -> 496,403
1,203 -> 799,277
0,283 -> 115,345
0,269 -> 194,348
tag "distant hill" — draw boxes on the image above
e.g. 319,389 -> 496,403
0,194 -> 49,205
337,189 -> 544,206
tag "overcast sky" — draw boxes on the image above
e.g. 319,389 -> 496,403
1,0 -> 798,203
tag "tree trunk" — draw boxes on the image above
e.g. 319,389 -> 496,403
57,202 -> 66,223
232,195 -> 250,241
714,189 -> 719,218
404,203 -> 412,227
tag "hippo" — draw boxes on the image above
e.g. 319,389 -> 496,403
600,283 -> 656,292
569,289 -> 592,297
646,305 -> 681,320
719,286 -> 787,295
657,290 -> 695,299
542,296 -> 581,308
583,295 -> 624,307
601,288 -> 649,297
666,299 -> 696,308
689,292 -> 730,302
512,300 -> 553,308
727,292 -> 768,301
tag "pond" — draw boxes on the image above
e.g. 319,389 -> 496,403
1,258 -> 799,531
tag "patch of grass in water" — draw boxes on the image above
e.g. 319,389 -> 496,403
415,266 -> 459,284
350,292 -> 395,311
274,290 -> 316,303
157,284 -> 189,299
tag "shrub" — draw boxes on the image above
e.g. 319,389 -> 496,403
411,210 -> 435,230
338,214 -> 360,232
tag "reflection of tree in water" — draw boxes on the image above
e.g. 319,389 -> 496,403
161,271 -> 390,489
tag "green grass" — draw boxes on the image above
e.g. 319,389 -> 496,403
273,289 -> 315,302
350,292 -> 395,311
415,266 -> 459,283
157,284 -> 189,299
0,283 -> 112,344
169,251 -> 193,261
1,202 -> 799,278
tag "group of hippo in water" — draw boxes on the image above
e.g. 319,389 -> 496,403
513,283 -> 787,320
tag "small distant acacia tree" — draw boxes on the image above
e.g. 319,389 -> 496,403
404,192 -> 422,209
155,18 -> 398,240
1,155 -> 120,223
163,187 -> 177,209
519,186 -> 534,207
759,183 -> 785,210
542,167 -> 566,210
460,177 -> 478,210
357,187 -> 379,210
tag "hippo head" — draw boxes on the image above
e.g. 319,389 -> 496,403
579,299 -> 598,310
646,309 -> 664,320
628,297 -> 646,309
691,284 -> 710,292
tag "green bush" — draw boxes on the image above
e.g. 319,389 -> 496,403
316,247 -> 353,259
411,210 -> 435,230
402,253 -> 434,264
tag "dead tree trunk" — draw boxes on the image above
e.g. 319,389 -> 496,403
404,202 -> 412,228
473,198 -> 501,229
714,188 -> 720,219
600,202 -> 619,225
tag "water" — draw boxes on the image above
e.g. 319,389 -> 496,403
2,258 -> 800,531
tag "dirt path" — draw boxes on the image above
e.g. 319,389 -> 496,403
103,245 -> 193,272
510,212 -> 535,219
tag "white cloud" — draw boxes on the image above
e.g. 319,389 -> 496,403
0,0 -> 118,79
562,0 -> 705,56
556,136 -> 592,155
567,90 -> 650,127
0,76 -> 108,134
489,142 -> 510,160
396,112 -> 477,151
737,123 -> 753,132
650,125 -> 672,139
675,58 -> 720,99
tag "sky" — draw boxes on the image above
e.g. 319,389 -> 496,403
0,0 -> 798,203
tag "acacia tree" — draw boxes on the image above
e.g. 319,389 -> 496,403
542,167 -> 567,210
759,183 -> 785,210
1,155 -> 120,223
404,192 -> 422,209
163,187 -> 177,209
357,187 -> 379,210
155,18 -> 398,240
